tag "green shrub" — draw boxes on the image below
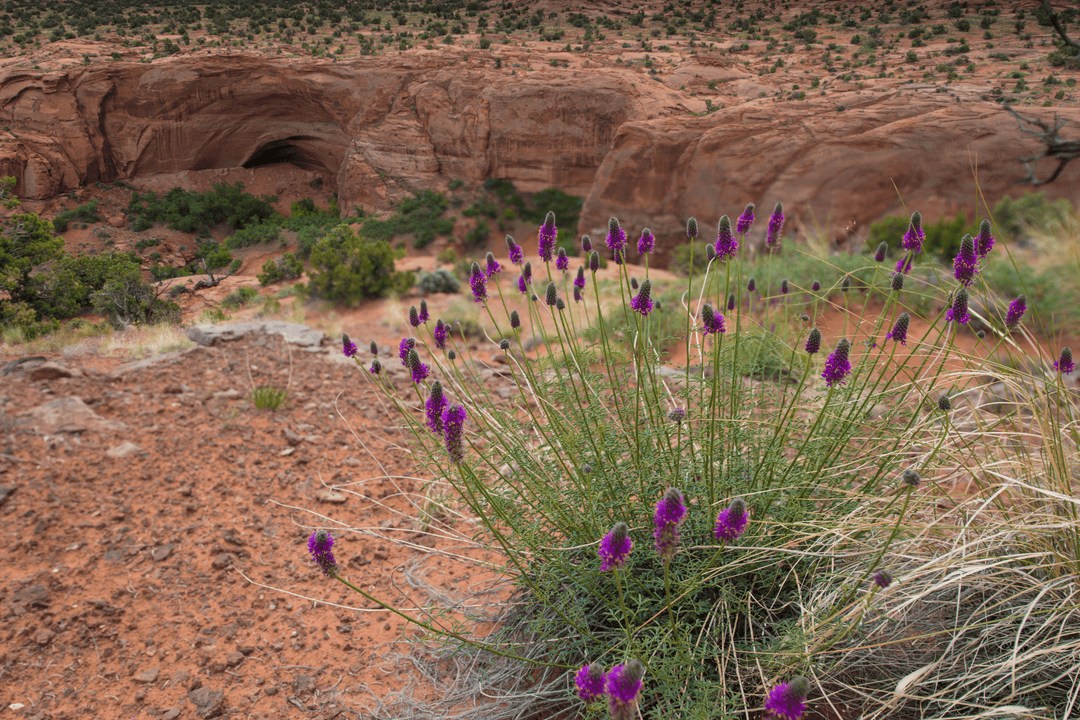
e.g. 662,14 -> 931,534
867,211 -> 978,260
258,252 -> 304,285
992,191 -> 1074,239
52,200 -> 101,232
437,247 -> 459,265
221,286 -> 261,309
250,385 -> 288,410
417,268 -> 461,294
306,225 -> 400,304
359,190 -> 453,249
127,182 -> 276,234
90,268 -> 180,327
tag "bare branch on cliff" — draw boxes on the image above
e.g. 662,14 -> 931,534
1041,0 -> 1080,49
1004,104 -> 1080,186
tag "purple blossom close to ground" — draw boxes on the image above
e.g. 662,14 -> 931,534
307,530 -> 337,576
822,338 -> 852,387
441,404 -> 467,464
653,487 -> 687,563
1055,347 -> 1075,374
874,571 -> 893,589
599,522 -> 632,571
575,663 -> 605,702
1006,295 -> 1027,329
764,677 -> 811,720
714,498 -> 748,542
630,279 -> 653,316
886,313 -> 910,345
701,303 -> 726,336
605,660 -> 645,720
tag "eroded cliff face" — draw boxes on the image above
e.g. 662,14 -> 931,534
0,54 -> 687,210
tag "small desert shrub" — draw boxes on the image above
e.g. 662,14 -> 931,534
417,268 -> 461,294
250,385 -> 288,410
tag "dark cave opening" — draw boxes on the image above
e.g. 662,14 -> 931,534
242,136 -> 328,173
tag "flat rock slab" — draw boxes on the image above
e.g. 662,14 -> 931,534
186,322 -> 327,351
187,687 -> 225,718
15,397 -> 127,434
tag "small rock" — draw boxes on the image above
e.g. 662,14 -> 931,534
163,384 -> 184,394
225,651 -> 244,667
315,489 -> 347,504
283,428 -> 304,446
211,553 -> 233,570
212,389 -> 242,400
15,396 -> 127,434
134,667 -> 160,683
108,215 -> 126,228
106,441 -> 143,459
27,361 -> 82,381
0,486 -> 15,507
187,686 -> 225,719
13,584 -> 49,608
292,674 -> 314,694
161,708 -> 181,720
33,628 -> 55,645
151,544 -> 175,562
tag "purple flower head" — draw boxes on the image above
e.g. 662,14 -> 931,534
613,248 -> 625,265
714,498 -> 748,543
574,287 -> 583,303
342,333 -> 358,358
434,319 -> 448,350
517,262 -> 532,294
308,530 -> 337,576
895,253 -> 914,275
630,279 -> 653,316
441,404 -> 467,464
418,299 -> 430,324
805,328 -> 822,355
506,235 -> 523,265
668,407 -> 686,423
556,297 -> 566,310
686,216 -> 699,239
874,241 -> 888,263
574,265 -> 586,291
517,274 -> 528,294
811,280 -> 821,292
1055,347 -> 1075,374
469,262 -> 488,303
727,293 -> 736,312
510,310 -> 521,328
555,247 -> 569,271
902,211 -> 925,253
581,234 -> 593,252
545,281 -> 558,307
538,211 -> 557,262
605,660 -> 645,720
891,272 -> 905,293
781,278 -> 790,295
598,521 -> 632,571
938,393 -> 952,412
706,243 -> 717,261
766,202 -> 785,248
822,338 -> 852,387
902,469 -> 921,487
499,338 -> 511,351
447,349 -> 457,361
399,337 -> 416,366
715,215 -> 739,261
589,251 -> 600,274
873,570 -> 894,589
1005,295 -> 1027,329
748,277 -> 757,292
606,217 -> 627,254
409,305 -> 421,327
370,341 -> 379,355
945,288 -> 970,325
407,348 -> 430,383
425,381 -> 448,434
737,202 -> 756,235
637,227 -> 655,255
485,252 -> 501,277
575,663 -> 605,702
953,234 -> 979,287
654,487 -> 687,563
701,303 -> 726,336
369,358 -> 382,375
976,218 -> 995,258
765,676 -> 811,720
886,313 -> 911,345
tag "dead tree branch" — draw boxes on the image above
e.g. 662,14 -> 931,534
1041,0 -> 1080,49
1004,104 -> 1080,186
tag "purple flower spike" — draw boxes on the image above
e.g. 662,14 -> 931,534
637,227 -> 655,255
369,359 -> 382,375
434,319 -> 448,350
780,278 -> 790,295
517,274 -> 528,294
556,247 -> 569,271
418,300 -> 429,324
714,498 -> 748,543
706,243 -> 717,261
581,234 -> 593,252
342,333 -> 358,358
575,663 -> 605,702
545,281 -> 558,307
1005,295 -> 1026,329
538,211 -> 557,262
886,313 -> 910,345
766,202 -> 784,248
574,266 -> 586,291
425,381 -> 448,434
737,202 -> 755,235
895,253 -> 914,275
945,288 -> 970,325
485,252 -> 501,277
714,215 -> 738,261
399,337 -> 416,366
409,305 -> 421,327
441,404 -> 467,464
574,287 -> 583,303
606,217 -> 627,255
687,216 -> 699,239
701,303 -> 726,336
748,277 -> 757,292
976,219 -> 995,258
654,487 -> 687,564
1055,347 -> 1075,374
589,251 -> 600,274
598,522 -> 632,571
953,234 -> 978,287
873,571 -> 894,589
902,211 -> 925,253
308,530 -> 337,576
370,341 -> 379,355
605,660 -> 645,720
407,348 -> 430,383
822,338 -> 852,387
765,676 -> 811,720
506,235 -> 523,265
469,262 -> 488,303
804,328 -> 822,355
874,241 -> 888,263
811,280 -> 821,292
630,279 -> 653,316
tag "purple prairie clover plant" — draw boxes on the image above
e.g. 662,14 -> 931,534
370,341 -> 378,355
727,293 -> 736,311
574,266 -> 586,291
544,281 -> 558,307
606,217 -> 627,255
766,202 -> 784,248
765,676 -> 811,720
748,277 -> 757,292
886,313 -> 911,345
433,319 -> 448,350
811,280 -> 821,292
406,348 -> 430,383
874,241 -> 888,263
485,252 -> 501,277
705,243 -> 717,261
637,227 -> 655,256
1055,347 -> 1075,374
667,407 -> 686,424
341,333 -> 358,358
605,660 -> 645,720
715,215 -> 738,261
588,251 -> 600,274
873,570 -> 894,589
780,278 -> 790,295
307,529 -> 337,576
804,328 -> 822,355
399,337 -> 416,366
506,235 -> 523,265
581,234 -> 593,252
369,358 -> 382,375
630,279 -> 653,316
1006,295 -> 1027,329
945,288 -> 971,325
573,287 -> 583,303
976,218 -> 995,257
654,487 -> 687,564
418,300 -> 429,324
409,305 -> 421,327
441,404 -> 466,464
538,211 -> 557,262
822,338 -> 852,387
896,253 -> 914,275
736,202 -> 755,235
952,234 -> 979,287
891,272 -> 905,293
425,381 -> 448,434
700,303 -> 726,335
598,521 -> 632,571
575,663 -> 605,702
686,216 -> 699,239
517,261 -> 532,294
714,498 -> 748,543
469,262 -> 488,303
509,310 -> 521,328
902,211 -> 925,253
555,247 -> 569,271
